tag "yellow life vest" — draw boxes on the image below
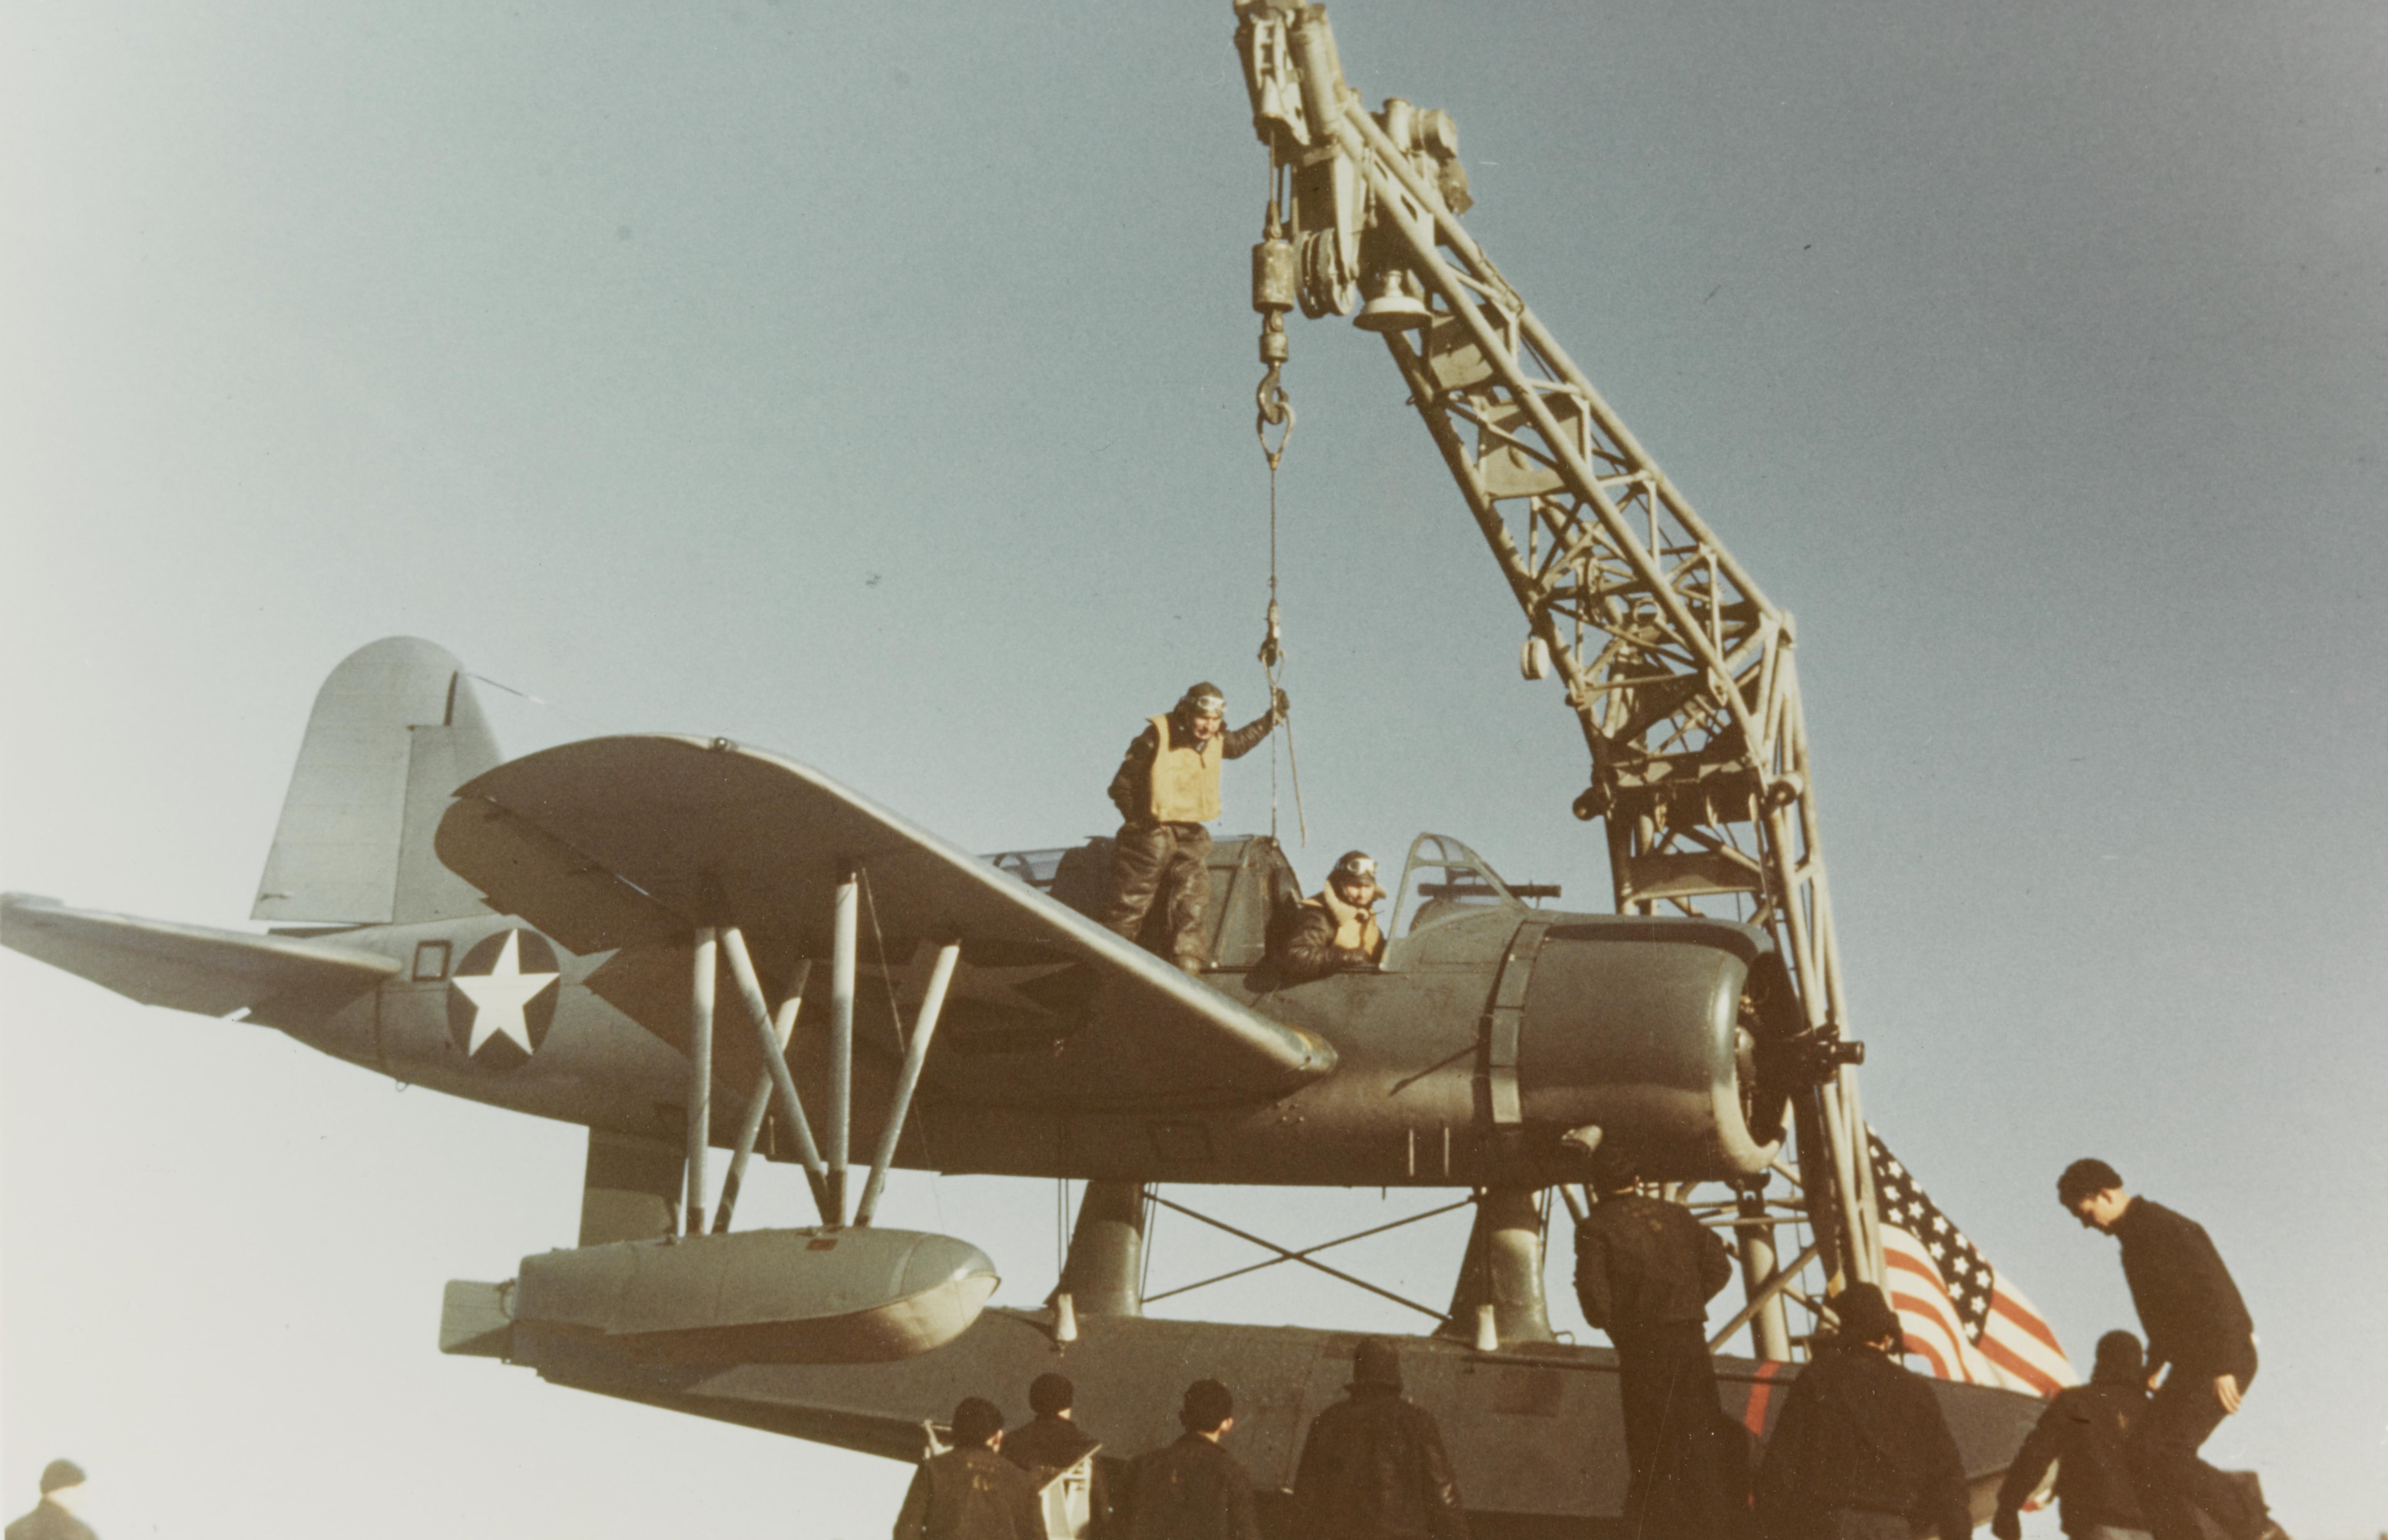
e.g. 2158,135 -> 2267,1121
1313,883 -> 1385,960
1146,713 -> 1223,823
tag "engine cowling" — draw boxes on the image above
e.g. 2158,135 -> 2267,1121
1517,916 -> 1795,1179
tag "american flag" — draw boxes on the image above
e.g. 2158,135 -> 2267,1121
1869,1129 -> 2077,1397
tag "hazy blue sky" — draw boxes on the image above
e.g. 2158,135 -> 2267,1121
4,2 -> 2383,1535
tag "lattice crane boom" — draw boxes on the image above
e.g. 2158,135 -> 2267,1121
1231,0 -> 1884,1311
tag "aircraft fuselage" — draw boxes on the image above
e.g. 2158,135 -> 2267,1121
284,855 -> 1779,1191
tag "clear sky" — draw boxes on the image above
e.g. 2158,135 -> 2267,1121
4,2 -> 2383,1536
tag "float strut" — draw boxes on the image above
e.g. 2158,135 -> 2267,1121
854,941 -> 960,1227
684,926 -> 717,1234
826,869 -> 858,1225
713,944 -> 814,1232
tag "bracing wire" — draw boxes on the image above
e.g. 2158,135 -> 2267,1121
1140,1184 -> 1159,1303
857,868 -> 910,1055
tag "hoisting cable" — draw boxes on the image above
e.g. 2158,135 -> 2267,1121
1253,174 -> 1308,845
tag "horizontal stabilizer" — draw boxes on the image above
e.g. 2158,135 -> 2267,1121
1,893 -> 398,1029
435,735 -> 1335,1107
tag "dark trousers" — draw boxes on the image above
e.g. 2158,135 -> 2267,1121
2132,1354 -> 2259,1540
1101,822 -> 1212,969
1614,1321 -> 1732,1540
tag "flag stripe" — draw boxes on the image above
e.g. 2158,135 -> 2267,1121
1742,1360 -> 1786,1440
1978,1333 -> 2068,1397
1883,1247 -> 1945,1288
1894,1304 -> 1971,1378
1889,1299 -> 1958,1380
1869,1128 -> 2078,1394
1989,1290 -> 2066,1354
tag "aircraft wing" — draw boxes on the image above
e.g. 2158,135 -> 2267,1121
433,736 -> 1336,1107
0,893 -> 400,1029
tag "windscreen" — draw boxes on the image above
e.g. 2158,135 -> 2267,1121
1387,833 -> 1519,937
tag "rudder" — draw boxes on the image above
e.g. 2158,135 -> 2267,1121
252,637 -> 501,924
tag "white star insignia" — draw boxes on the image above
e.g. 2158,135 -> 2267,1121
453,931 -> 561,1055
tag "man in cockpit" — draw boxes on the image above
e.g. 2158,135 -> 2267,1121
1101,681 -> 1286,974
1271,850 -> 1388,983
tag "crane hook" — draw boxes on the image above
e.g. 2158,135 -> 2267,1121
1256,372 -> 1295,469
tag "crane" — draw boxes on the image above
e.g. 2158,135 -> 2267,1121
1232,0 -> 1884,1354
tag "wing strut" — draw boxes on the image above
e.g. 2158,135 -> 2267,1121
854,940 -> 961,1227
685,926 -> 717,1233
826,869 -> 858,1225
714,953 -> 815,1232
718,892 -> 952,1233
719,929 -> 831,1224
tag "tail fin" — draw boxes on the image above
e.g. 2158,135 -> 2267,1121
252,637 -> 502,925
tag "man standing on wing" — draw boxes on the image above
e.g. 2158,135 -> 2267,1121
1101,683 -> 1285,974
2056,1160 -> 2274,1540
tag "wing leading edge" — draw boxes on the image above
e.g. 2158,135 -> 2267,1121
433,735 -> 1336,1108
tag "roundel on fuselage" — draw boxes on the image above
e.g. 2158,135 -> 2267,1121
445,928 -> 563,1070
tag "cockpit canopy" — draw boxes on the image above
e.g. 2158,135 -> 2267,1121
1385,832 -> 1520,938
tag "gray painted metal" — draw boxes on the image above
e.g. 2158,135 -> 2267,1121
714,948 -> 809,1232
1055,1181 -> 1149,1318
828,873 -> 857,1226
432,735 -> 1338,1106
719,929 -> 829,1213
1481,921 -> 1547,1127
0,892 -> 396,1028
7,832 -> 1787,1192
685,927 -> 717,1234
856,940 -> 960,1226
438,1279 -> 513,1358
439,1298 -> 2042,1535
509,1226 -> 998,1365
253,636 -> 499,925
580,1127 -> 684,1248
1735,1189 -> 1794,1361
1439,1187 -> 1556,1345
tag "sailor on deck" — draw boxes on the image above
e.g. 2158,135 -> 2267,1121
2058,1160 -> 2273,1540
1753,1283 -> 1970,1540
894,1398 -> 1046,1540
1994,1330 -> 2154,1540
1006,1372 -> 1113,1539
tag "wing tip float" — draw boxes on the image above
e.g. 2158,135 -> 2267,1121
435,735 -> 1337,1103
